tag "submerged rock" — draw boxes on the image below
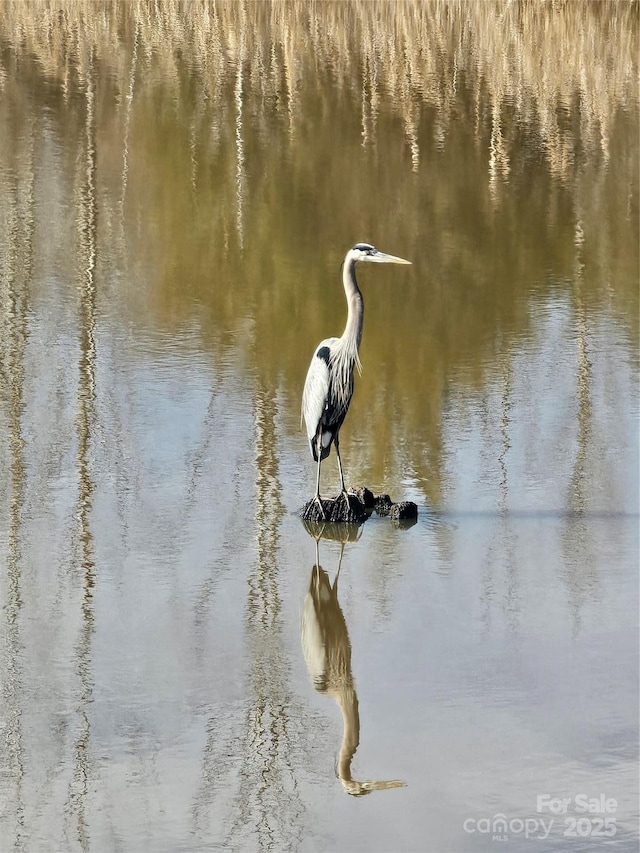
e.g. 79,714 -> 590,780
374,493 -> 393,515
390,501 -> 419,525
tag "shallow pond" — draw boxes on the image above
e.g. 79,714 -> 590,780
0,3 -> 638,851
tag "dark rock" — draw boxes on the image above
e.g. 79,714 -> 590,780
351,486 -> 375,509
374,493 -> 393,515
300,490 -> 418,529
301,493 -> 369,524
389,501 -> 418,522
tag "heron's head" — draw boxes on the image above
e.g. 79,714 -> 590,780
348,242 -> 411,266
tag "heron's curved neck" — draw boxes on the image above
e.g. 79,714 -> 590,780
337,686 -> 360,783
341,258 -> 364,350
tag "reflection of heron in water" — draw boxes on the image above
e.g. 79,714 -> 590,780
301,524 -> 406,796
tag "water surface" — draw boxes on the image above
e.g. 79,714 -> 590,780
0,3 -> 638,851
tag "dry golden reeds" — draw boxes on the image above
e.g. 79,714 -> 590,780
0,1 -> 636,181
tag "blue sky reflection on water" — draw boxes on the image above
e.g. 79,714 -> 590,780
1,259 -> 638,851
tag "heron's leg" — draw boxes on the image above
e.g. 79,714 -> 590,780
334,542 -> 345,585
334,432 -> 349,503
314,538 -> 325,592
314,427 -> 326,519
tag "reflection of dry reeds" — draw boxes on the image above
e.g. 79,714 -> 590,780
0,0 -> 636,503
1,1 -> 636,181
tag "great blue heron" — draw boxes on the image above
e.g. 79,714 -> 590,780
302,243 -> 411,516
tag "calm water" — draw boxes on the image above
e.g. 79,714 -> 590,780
0,3 -> 638,852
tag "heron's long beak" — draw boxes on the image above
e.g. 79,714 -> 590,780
367,251 -> 411,265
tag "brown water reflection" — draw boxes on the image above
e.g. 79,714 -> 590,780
0,4 -> 636,506
0,3 -> 638,852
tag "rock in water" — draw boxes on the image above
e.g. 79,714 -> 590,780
300,489 -> 418,526
390,501 -> 418,522
374,493 -> 393,515
301,493 -> 369,524
351,486 -> 375,509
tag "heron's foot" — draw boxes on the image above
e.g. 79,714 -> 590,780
314,494 -> 327,520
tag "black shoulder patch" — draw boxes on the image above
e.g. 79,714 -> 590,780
316,345 -> 330,364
